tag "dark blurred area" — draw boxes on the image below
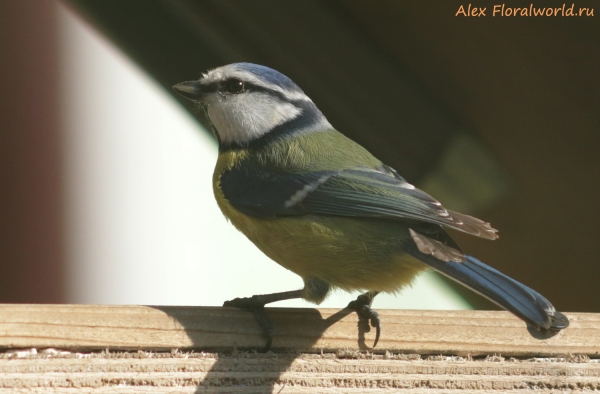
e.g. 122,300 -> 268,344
0,0 -> 64,302
1,0 -> 598,311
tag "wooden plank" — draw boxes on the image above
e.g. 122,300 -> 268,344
0,304 -> 598,357
0,350 -> 599,392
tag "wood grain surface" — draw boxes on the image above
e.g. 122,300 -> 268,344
0,304 -> 598,356
0,349 -> 599,392
1,304 -> 598,392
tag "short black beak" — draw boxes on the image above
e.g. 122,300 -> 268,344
173,81 -> 203,101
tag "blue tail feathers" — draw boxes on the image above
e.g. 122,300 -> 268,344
416,254 -> 569,330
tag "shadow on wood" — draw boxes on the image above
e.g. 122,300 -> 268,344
154,304 -> 387,392
153,305 -> 364,393
0,305 -> 598,392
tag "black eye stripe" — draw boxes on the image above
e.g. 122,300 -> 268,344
239,82 -> 297,102
199,78 -> 300,103
220,79 -> 259,94
222,78 -> 245,94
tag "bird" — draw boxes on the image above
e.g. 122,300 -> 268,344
173,62 -> 569,351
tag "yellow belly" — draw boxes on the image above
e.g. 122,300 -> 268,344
212,149 -> 426,294
214,185 -> 425,294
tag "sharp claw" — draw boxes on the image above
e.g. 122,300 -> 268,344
365,308 -> 381,348
347,292 -> 382,349
372,313 -> 381,348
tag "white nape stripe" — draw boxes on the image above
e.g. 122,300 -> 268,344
284,175 -> 333,208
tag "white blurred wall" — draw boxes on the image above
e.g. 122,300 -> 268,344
57,3 -> 469,310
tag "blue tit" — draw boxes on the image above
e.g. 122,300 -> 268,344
173,63 -> 568,350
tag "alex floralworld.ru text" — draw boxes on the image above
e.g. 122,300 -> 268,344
456,3 -> 594,17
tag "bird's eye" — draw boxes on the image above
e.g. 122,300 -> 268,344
222,78 -> 245,94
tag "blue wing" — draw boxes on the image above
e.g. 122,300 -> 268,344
220,164 -> 498,239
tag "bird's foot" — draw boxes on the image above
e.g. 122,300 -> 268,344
347,292 -> 381,348
224,296 -> 273,352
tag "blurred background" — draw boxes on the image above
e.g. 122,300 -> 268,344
0,0 -> 597,313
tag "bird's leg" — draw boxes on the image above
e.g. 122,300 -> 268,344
223,289 -> 303,352
347,291 -> 381,347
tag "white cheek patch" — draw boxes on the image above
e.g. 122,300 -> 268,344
208,96 -> 302,144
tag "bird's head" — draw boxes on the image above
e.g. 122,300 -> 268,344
173,63 -> 331,146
